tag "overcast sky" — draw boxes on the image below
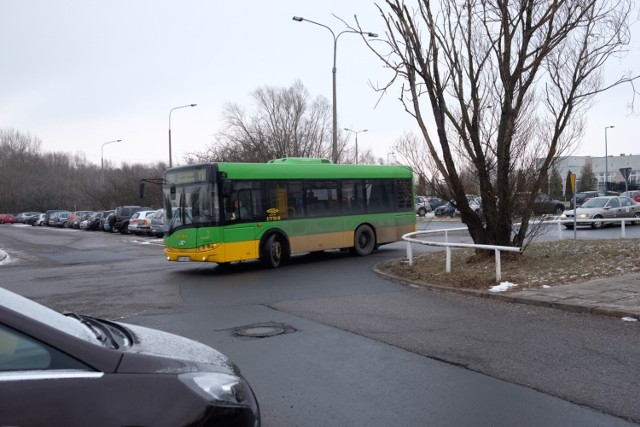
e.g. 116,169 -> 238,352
1,1 -> 638,168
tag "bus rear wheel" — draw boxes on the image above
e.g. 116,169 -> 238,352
352,225 -> 375,256
261,234 -> 287,268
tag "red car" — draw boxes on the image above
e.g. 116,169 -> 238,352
0,214 -> 17,224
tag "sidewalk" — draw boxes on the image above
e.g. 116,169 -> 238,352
374,265 -> 640,321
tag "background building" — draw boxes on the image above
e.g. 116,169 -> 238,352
551,153 -> 639,195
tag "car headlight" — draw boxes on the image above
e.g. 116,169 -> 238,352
179,372 -> 257,408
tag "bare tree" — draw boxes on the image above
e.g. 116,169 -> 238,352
186,81 -> 351,164
364,0 -> 638,250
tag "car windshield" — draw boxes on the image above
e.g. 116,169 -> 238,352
0,287 -> 98,344
581,198 -> 608,208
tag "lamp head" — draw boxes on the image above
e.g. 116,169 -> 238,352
292,16 -> 304,22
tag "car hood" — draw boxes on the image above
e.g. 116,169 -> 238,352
119,322 -> 235,373
563,207 -> 601,215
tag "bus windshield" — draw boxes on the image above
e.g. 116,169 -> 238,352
163,182 -> 220,233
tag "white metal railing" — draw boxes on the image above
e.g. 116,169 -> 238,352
403,228 -> 521,282
402,216 -> 640,283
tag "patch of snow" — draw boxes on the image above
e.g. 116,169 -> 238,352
0,249 -> 14,266
622,317 -> 638,322
542,285 -> 551,289
489,281 -> 518,293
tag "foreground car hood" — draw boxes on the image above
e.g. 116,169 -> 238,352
120,322 -> 234,372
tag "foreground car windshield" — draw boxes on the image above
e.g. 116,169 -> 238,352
0,288 -> 96,343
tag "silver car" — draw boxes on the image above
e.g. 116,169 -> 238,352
561,196 -> 640,229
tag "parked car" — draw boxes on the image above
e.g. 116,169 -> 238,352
43,209 -> 67,226
433,195 -> 481,218
113,206 -> 151,234
84,210 -> 114,231
434,202 -> 457,217
415,196 -> 431,217
128,210 -> 156,235
66,211 -> 94,229
49,211 -> 71,228
561,196 -> 640,229
621,190 -> 640,203
15,211 -> 42,223
533,193 -> 566,215
150,209 -> 166,238
27,213 -> 46,226
70,211 -> 94,229
0,214 -> 17,224
426,196 -> 447,211
0,287 -> 260,426
103,212 -> 115,232
134,210 -> 157,236
80,212 -> 99,230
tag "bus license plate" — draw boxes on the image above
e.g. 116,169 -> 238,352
178,257 -> 191,262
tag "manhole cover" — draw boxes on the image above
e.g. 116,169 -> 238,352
232,323 -> 295,338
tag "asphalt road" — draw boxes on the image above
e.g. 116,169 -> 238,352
1,223 -> 638,426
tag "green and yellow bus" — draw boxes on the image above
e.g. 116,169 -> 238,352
160,158 -> 415,267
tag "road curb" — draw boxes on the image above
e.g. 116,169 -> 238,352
372,260 -> 640,321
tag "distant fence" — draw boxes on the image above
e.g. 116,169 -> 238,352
403,217 -> 640,283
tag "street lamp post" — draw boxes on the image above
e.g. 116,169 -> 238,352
101,139 -> 122,183
344,128 -> 367,164
292,16 -> 377,164
604,125 -> 614,191
387,152 -> 395,165
169,104 -> 197,168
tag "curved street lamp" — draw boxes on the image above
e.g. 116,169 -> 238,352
293,16 -> 377,163
604,125 -> 614,191
344,128 -> 367,164
169,104 -> 197,168
101,139 -> 122,184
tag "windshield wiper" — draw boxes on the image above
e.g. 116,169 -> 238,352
64,312 -> 108,345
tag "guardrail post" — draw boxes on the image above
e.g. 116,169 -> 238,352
495,249 -> 501,282
621,220 -> 626,238
557,220 -> 563,240
446,246 -> 451,273
406,240 -> 413,266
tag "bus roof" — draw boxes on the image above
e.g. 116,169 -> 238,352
213,159 -> 413,180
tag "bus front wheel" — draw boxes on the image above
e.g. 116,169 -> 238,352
261,234 -> 287,268
352,225 -> 375,256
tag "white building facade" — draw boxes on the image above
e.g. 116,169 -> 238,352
551,153 -> 640,195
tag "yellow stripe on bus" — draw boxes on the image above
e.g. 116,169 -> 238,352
165,223 -> 416,264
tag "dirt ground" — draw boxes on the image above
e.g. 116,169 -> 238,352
380,238 -> 640,290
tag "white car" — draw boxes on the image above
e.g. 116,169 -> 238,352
30,213 -> 46,226
128,210 -> 157,235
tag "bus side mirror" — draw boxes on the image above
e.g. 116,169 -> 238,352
139,181 -> 145,198
222,179 -> 234,197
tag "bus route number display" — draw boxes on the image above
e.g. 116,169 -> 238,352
166,168 -> 207,185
